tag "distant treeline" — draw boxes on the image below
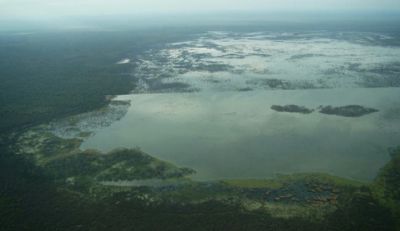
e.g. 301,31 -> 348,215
0,29 -> 197,133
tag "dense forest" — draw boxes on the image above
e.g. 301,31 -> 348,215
0,29 -> 197,132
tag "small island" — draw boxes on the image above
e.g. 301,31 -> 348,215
319,105 -> 379,117
271,104 -> 314,114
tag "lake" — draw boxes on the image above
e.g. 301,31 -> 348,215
81,87 -> 400,181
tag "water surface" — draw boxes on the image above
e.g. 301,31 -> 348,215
82,88 -> 400,181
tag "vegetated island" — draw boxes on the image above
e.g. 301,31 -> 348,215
271,104 -> 379,117
318,105 -> 379,117
271,105 -> 314,114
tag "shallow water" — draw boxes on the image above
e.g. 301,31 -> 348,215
136,31 -> 400,92
82,88 -> 400,181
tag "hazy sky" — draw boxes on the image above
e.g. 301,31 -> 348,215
1,0 -> 400,19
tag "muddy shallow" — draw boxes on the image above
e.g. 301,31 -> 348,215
81,88 -> 400,181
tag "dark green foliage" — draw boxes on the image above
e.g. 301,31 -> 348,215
0,145 -> 88,231
0,29 -> 196,133
326,190 -> 396,231
0,144 -> 321,231
45,151 -> 104,178
0,32 -> 130,132
69,192 -> 323,231
40,136 -> 81,157
375,147 -> 400,200
44,148 -> 195,181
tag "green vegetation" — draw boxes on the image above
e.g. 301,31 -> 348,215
224,178 -> 284,189
14,128 -> 196,183
44,148 -> 195,181
0,29 -> 197,133
2,143 -> 399,231
1,29 -> 399,230
14,130 -> 82,163
373,147 -> 400,201
224,173 -> 364,190
371,147 -> 400,229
